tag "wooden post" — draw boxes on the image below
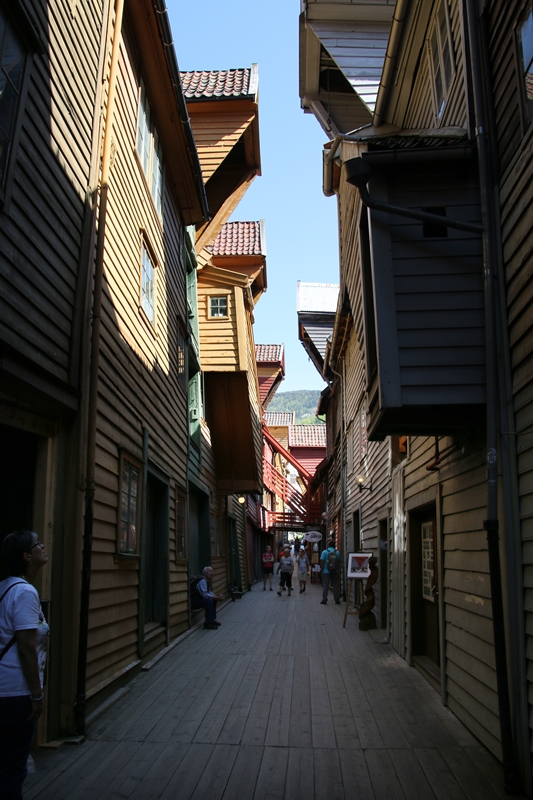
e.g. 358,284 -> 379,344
343,578 -> 365,627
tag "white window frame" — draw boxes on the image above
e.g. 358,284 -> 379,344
137,79 -> 164,217
427,0 -> 455,121
141,241 -> 156,326
209,295 -> 229,318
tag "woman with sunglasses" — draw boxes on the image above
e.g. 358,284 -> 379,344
0,530 -> 49,799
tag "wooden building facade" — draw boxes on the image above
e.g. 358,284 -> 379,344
300,0 -> 532,791
0,2 -> 266,744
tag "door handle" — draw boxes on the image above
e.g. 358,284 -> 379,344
431,584 -> 438,596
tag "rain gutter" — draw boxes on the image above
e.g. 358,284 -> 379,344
152,0 -> 209,223
373,0 -> 410,128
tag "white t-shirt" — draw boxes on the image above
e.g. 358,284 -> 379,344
0,577 -> 49,697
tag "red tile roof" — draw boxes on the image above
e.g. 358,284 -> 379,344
289,425 -> 327,448
255,344 -> 283,363
211,221 -> 264,257
264,412 -> 295,426
180,68 -> 256,100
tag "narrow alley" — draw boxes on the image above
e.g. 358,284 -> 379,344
25,580 -> 509,800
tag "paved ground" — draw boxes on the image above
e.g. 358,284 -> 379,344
25,578 -> 512,800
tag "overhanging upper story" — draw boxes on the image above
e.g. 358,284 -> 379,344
297,281 -> 339,378
299,0 -> 395,137
300,0 -> 485,441
198,221 -> 266,493
180,67 -> 261,255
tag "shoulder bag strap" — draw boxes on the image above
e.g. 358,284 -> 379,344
0,581 -> 27,662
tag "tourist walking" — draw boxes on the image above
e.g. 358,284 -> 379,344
320,538 -> 341,604
296,548 -> 310,593
262,545 -> 275,591
294,536 -> 301,557
277,546 -> 294,596
0,530 -> 50,800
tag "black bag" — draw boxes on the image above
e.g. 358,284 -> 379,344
189,575 -> 203,604
327,549 -> 338,572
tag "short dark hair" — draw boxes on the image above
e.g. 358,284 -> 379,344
327,538 -> 335,548
2,530 -> 35,576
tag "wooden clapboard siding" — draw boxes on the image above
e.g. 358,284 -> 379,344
489,0 -> 533,759
0,0 -> 102,384
188,110 -> 255,182
403,0 -> 467,130
84,18 -> 195,693
197,284 -> 239,370
245,304 -> 263,486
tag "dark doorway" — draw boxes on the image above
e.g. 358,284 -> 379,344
188,485 -> 210,579
379,518 -> 388,630
143,472 -> 169,626
0,424 -> 39,577
409,506 -> 440,689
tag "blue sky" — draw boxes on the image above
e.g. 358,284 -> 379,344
169,0 -> 339,393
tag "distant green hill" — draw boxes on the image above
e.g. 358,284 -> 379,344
268,390 -> 324,424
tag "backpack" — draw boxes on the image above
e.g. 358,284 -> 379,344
327,549 -> 338,572
0,581 -> 26,662
189,575 -> 202,603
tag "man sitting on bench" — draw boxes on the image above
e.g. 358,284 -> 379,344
192,566 -> 224,630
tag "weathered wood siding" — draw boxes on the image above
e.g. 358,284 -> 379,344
88,23 -> 190,693
0,0 -> 102,388
403,0 -> 467,130
489,0 -> 533,761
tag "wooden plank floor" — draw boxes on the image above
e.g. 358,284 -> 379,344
25,580 -> 517,800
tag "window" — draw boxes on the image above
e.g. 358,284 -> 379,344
360,406 -> 368,460
0,11 -> 26,191
118,455 -> 141,554
177,323 -> 186,391
141,243 -> 155,325
519,8 -> 533,123
423,206 -> 447,238
347,423 -> 354,475
209,295 -> 228,318
137,79 -> 164,216
176,489 -> 186,559
428,0 -> 454,119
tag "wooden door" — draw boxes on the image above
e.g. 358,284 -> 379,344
421,519 -> 439,665
143,473 -> 168,626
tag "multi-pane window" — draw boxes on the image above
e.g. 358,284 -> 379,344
209,296 -> 228,318
519,9 -> 533,121
428,0 -> 454,119
137,79 -> 164,216
177,323 -> 186,391
0,11 -> 26,191
119,456 -> 141,554
176,489 -> 186,559
141,244 -> 155,325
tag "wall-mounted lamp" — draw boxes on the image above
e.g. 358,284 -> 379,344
237,494 -> 246,504
356,474 -> 372,493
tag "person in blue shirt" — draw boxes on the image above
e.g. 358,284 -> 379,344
320,538 -> 341,605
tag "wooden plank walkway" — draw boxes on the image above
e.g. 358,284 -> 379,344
25,580 -> 516,800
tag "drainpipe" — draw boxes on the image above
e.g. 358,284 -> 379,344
464,0 -> 520,793
74,0 -> 125,735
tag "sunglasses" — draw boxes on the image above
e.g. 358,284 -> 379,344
29,541 -> 45,551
